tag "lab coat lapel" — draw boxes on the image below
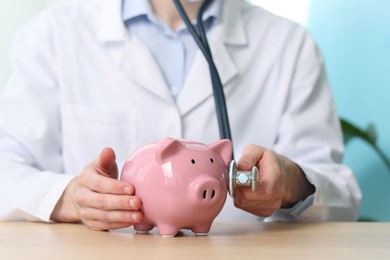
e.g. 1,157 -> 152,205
120,37 -> 172,102
97,0 -> 172,103
177,36 -> 236,115
177,0 -> 247,115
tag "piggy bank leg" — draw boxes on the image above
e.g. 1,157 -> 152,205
157,224 -> 180,238
191,223 -> 212,236
134,223 -> 155,234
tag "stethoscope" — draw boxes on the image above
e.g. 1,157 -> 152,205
173,0 -> 258,197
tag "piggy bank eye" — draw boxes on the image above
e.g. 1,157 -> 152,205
210,158 -> 214,163
191,159 -> 196,164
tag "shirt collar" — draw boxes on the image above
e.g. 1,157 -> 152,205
122,0 -> 222,26
122,0 -> 153,22
97,0 -> 247,45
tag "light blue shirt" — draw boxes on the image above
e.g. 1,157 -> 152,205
122,0 -> 221,99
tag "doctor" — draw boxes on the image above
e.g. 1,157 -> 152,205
0,0 -> 361,231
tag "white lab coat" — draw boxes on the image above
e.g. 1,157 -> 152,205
0,0 -> 361,222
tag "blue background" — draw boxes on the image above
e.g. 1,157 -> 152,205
307,0 -> 390,221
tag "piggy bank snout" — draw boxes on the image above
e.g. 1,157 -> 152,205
190,177 -> 225,208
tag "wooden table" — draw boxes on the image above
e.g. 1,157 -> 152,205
1,221 -> 389,259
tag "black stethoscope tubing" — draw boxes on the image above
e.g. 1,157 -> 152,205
174,0 -> 260,195
173,0 -> 233,144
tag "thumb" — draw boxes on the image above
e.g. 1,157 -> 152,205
238,144 -> 265,171
94,147 -> 118,179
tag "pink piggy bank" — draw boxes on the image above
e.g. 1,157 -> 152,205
120,137 -> 232,237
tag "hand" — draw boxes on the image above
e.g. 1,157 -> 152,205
233,144 -> 315,217
51,147 -> 143,230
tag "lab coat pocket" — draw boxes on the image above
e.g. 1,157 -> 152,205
60,105 -> 138,174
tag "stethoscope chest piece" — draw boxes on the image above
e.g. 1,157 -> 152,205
228,160 -> 259,197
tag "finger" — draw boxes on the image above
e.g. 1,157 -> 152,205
234,152 -> 284,202
236,166 -> 283,203
82,209 -> 143,231
80,207 -> 143,224
233,198 -> 277,217
240,149 -> 283,197
237,144 -> 266,171
85,219 -> 140,231
76,188 -> 141,211
234,190 -> 281,209
244,208 -> 275,218
258,152 -> 285,195
78,170 -> 135,195
233,190 -> 281,217
93,147 -> 118,179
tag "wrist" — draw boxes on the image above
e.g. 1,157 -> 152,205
281,160 -> 315,208
50,177 -> 80,223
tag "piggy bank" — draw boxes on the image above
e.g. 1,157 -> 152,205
120,137 -> 232,237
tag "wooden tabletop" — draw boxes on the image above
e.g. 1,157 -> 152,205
1,221 -> 389,259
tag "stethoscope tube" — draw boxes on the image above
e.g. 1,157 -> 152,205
173,0 -> 233,144
173,0 -> 259,196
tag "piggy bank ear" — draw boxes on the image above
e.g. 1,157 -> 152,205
208,139 -> 232,166
155,137 -> 184,164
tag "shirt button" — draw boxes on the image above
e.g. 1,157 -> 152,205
170,86 -> 181,98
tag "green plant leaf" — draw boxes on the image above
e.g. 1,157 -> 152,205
340,118 -> 390,172
340,118 -> 376,145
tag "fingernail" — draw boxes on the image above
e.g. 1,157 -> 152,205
132,213 -> 139,222
130,199 -> 135,208
238,161 -> 248,167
